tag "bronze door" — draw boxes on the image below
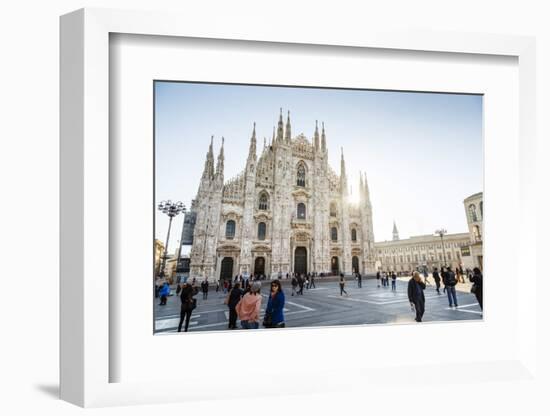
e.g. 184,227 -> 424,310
294,247 -> 307,275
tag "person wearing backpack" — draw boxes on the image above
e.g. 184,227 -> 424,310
443,266 -> 458,308
177,282 -> 196,332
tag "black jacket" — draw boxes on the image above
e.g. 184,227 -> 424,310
407,278 -> 426,304
469,272 -> 483,293
180,285 -> 195,309
227,288 -> 243,308
443,271 -> 457,287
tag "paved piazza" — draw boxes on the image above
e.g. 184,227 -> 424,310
154,278 -> 482,333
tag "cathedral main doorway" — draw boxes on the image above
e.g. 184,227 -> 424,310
254,256 -> 265,277
352,256 -> 359,274
294,247 -> 307,275
220,257 -> 234,282
331,256 -> 339,275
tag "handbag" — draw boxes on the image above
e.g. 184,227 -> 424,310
470,283 -> 477,294
191,298 -> 197,310
262,311 -> 273,328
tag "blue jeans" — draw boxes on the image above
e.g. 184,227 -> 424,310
446,286 -> 458,307
241,320 -> 259,329
391,280 -> 396,290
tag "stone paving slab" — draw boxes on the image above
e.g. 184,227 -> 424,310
154,278 -> 482,334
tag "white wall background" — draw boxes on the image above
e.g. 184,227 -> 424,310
0,0 -> 548,414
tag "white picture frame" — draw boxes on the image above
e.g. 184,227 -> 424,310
60,8 -> 537,407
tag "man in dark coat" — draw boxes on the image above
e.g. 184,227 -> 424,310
432,267 -> 441,294
443,266 -> 458,308
297,274 -> 304,295
408,271 -> 426,322
226,282 -> 243,329
200,279 -> 209,300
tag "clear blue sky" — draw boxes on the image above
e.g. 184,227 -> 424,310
155,81 -> 482,254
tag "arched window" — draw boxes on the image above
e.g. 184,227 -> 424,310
331,227 -> 338,241
479,201 -> 483,219
257,222 -> 266,240
351,228 -> 357,242
258,192 -> 269,210
297,203 -> 306,219
296,162 -> 306,187
225,220 -> 236,239
468,204 -> 478,222
330,202 -> 337,217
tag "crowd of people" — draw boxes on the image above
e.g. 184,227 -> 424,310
155,265 -> 483,331
405,266 -> 484,322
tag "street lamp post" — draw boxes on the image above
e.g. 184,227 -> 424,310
435,228 -> 447,268
158,200 -> 185,280
175,204 -> 189,282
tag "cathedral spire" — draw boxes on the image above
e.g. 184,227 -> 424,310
340,147 -> 347,178
359,171 -> 364,200
248,122 -> 257,160
272,126 -> 275,145
321,122 -> 327,152
215,136 -> 225,178
314,120 -> 320,150
285,110 -> 292,143
202,135 -> 215,179
340,147 -> 348,196
276,108 -> 284,142
364,171 -> 371,200
392,220 -> 399,241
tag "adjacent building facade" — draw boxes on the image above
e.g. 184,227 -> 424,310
374,224 -> 470,273
461,192 -> 483,270
188,111 -> 376,281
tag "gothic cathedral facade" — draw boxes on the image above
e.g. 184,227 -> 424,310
189,110 -> 376,281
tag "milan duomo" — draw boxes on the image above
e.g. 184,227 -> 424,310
188,110 -> 376,282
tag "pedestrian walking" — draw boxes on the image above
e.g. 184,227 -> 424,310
215,280 -> 220,293
376,270 -> 381,288
297,274 -> 304,295
264,280 -> 285,328
200,279 -> 209,300
407,271 -> 426,322
339,275 -> 348,296
158,281 -> 170,306
223,279 -> 229,294
455,267 -> 464,284
469,267 -> 483,311
432,268 -> 441,294
357,272 -> 362,288
225,282 -> 243,329
291,275 -> 298,296
310,273 -> 316,289
391,272 -> 397,291
236,281 -> 262,329
177,282 -> 196,332
443,267 -> 459,308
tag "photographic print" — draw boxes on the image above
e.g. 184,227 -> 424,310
153,81 -> 483,334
